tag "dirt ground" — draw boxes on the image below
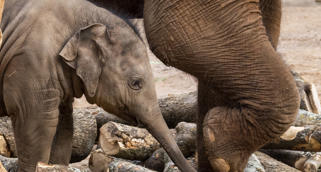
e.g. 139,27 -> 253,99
74,0 -> 321,107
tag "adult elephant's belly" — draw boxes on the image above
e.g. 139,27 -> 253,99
144,1 -> 214,77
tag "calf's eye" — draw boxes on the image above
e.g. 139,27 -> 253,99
128,78 -> 143,90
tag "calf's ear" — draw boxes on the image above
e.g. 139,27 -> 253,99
59,23 -> 107,97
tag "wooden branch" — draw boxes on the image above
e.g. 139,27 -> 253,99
0,117 -> 16,157
144,148 -> 166,171
0,0 -> 4,46
0,134 -> 9,157
158,92 -> 197,128
99,122 -> 160,161
0,161 -> 7,172
255,151 -> 300,172
260,149 -> 310,170
89,149 -> 156,172
303,153 -> 321,172
295,110 -> 321,126
264,126 -> 321,151
304,83 -> 321,115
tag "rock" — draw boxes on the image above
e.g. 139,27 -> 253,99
244,154 -> 265,172
0,155 -> 18,172
255,151 -> 300,172
99,122 -> 160,161
0,134 -> 10,157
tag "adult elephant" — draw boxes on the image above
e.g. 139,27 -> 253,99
144,0 -> 299,171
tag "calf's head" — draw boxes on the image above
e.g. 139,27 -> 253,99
59,24 -> 190,170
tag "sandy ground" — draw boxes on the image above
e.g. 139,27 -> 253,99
280,0 -> 321,97
74,0 -> 321,107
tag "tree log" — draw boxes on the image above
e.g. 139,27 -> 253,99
0,161 -> 7,172
158,92 -> 197,128
71,108 -> 97,162
295,109 -> 321,126
99,122 -> 160,161
89,149 -> 155,172
0,117 -> 16,157
303,152 -> 321,172
255,151 -> 300,172
260,149 -> 310,170
0,134 -> 10,157
264,126 -> 321,151
144,148 -> 167,172
245,154 -> 266,172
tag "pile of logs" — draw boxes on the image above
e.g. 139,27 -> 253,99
1,93 -> 321,171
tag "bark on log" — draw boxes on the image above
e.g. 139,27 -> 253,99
0,155 -> 18,172
255,151 -> 300,172
264,126 -> 321,151
245,154 -> 265,172
36,161 -> 91,172
0,161 -> 7,172
303,153 -> 321,172
295,109 -> 321,126
0,0 -> 4,46
292,70 -> 321,114
71,108 -> 97,162
99,122 -> 160,161
158,92 -> 197,128
144,148 -> 166,171
89,149 -> 155,172
0,117 -> 16,157
0,134 -> 9,157
260,149 -> 311,170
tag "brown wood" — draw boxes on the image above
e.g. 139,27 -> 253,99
303,153 -> 321,172
99,122 -> 160,161
264,126 -> 321,152
260,149 -> 310,170
255,151 -> 300,172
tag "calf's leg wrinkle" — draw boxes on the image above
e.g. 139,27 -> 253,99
49,103 -> 73,165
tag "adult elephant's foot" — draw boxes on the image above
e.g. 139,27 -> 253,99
202,106 -> 282,172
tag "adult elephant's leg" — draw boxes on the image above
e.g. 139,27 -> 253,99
4,80 -> 60,172
260,0 -> 282,49
198,81 -> 230,172
49,103 -> 73,165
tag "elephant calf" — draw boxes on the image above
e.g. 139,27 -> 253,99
0,0 -> 194,171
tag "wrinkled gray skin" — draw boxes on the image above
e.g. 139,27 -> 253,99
0,0 -> 192,171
